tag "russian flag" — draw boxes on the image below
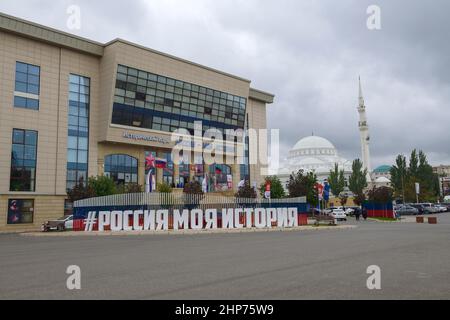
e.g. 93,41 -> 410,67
155,157 -> 167,169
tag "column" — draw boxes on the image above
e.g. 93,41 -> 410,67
156,151 -> 164,185
232,163 -> 241,191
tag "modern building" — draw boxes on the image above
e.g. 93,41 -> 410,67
433,165 -> 450,197
0,12 -> 274,231
277,135 -> 353,190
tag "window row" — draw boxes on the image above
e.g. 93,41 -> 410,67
117,64 -> 246,104
112,104 -> 242,135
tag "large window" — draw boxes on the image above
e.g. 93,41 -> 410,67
104,154 -> 138,185
10,129 -> 38,192
209,164 -> 232,191
162,152 -> 174,186
7,199 -> 34,225
112,64 -> 247,135
14,62 -> 40,110
66,74 -> 90,191
240,113 -> 250,181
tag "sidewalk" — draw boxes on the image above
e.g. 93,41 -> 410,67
20,225 -> 357,237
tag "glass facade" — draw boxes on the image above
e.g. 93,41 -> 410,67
112,64 -> 247,135
14,61 -> 40,110
209,164 -> 232,191
162,152 -> 174,186
240,113 -> 250,181
104,154 -> 138,185
10,129 -> 38,192
66,74 -> 90,191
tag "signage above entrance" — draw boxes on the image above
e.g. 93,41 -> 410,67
123,131 -> 169,145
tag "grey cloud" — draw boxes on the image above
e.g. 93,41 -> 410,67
1,0 -> 449,168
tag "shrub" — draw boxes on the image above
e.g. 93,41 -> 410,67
67,177 -> 95,202
116,183 -> 143,194
88,175 -> 117,197
235,180 -> 257,199
368,186 -> 394,204
157,182 -> 173,193
183,181 -> 204,209
258,176 -> 285,199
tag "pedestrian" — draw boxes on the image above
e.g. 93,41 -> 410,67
362,207 -> 368,221
355,207 -> 361,221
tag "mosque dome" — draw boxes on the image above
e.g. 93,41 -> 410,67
292,136 -> 336,150
279,135 -> 352,183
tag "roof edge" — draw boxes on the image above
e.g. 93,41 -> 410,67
104,38 -> 251,84
249,87 -> 275,104
0,11 -> 104,56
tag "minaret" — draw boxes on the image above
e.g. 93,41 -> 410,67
358,77 -> 372,182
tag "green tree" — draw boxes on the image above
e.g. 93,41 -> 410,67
349,159 -> 368,205
235,180 -> 257,198
259,176 -> 285,199
390,150 -> 439,203
67,177 -> 95,202
339,194 -> 348,206
409,149 -> 419,177
416,150 -> 439,202
390,155 -> 408,201
328,163 -> 346,197
88,175 -> 117,197
286,170 -> 318,207
368,186 -> 394,204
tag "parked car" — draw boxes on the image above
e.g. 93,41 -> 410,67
395,205 -> 419,216
344,207 -> 360,217
434,204 -> 448,212
41,215 -> 73,232
329,208 -> 347,221
410,204 -> 425,214
420,203 -> 439,214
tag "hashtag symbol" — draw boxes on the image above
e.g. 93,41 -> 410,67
83,211 -> 97,231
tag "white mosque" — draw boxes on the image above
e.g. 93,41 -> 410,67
277,78 -> 390,193
277,135 -> 353,189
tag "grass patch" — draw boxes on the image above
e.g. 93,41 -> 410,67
369,217 -> 397,222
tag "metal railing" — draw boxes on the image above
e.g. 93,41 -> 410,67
74,193 -> 307,211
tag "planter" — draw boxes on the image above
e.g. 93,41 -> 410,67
428,217 -> 437,224
416,216 -> 424,223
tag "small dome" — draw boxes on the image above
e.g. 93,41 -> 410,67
374,165 -> 392,173
292,136 -> 336,151
375,176 -> 391,183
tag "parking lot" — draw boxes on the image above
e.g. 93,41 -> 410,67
1,213 -> 449,299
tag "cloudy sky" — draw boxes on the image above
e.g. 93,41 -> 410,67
1,0 -> 449,169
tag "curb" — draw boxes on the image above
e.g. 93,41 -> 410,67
20,225 -> 357,237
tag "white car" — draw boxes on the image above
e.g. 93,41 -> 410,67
344,207 -> 355,215
41,215 -> 73,232
329,208 -> 347,221
435,205 -> 447,213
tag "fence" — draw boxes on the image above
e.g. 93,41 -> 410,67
73,193 -> 309,231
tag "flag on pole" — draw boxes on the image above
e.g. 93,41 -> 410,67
145,153 -> 155,193
155,157 -> 167,169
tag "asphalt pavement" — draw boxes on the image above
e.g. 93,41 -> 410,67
1,213 -> 449,299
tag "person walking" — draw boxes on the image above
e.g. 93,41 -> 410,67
362,207 -> 368,221
355,207 -> 361,221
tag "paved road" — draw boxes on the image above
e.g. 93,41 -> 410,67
1,213 -> 449,299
